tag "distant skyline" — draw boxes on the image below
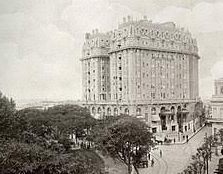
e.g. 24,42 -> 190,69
1,0 -> 223,102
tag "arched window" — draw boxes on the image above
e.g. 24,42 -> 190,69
151,107 -> 156,115
92,107 -> 96,115
97,107 -> 101,114
177,106 -> 181,112
114,108 -> 118,116
107,107 -> 111,116
124,108 -> 129,115
170,106 -> 175,114
160,107 -> 166,113
136,108 -> 141,116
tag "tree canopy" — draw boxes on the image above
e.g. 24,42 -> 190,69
0,92 -> 104,174
91,115 -> 155,174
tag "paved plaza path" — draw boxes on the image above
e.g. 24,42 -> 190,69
139,126 -> 212,174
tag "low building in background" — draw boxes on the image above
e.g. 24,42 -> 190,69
80,16 -> 202,142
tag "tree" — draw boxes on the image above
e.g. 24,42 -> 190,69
182,135 -> 217,174
204,135 -> 217,160
0,91 -> 16,138
45,105 -> 96,144
191,153 -> 204,174
92,116 -> 155,174
0,91 -> 105,174
219,129 -> 223,144
194,101 -> 205,128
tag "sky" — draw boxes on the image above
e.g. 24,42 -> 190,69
1,0 -> 223,102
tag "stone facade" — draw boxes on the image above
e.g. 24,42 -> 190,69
80,16 -> 200,142
209,78 -> 223,136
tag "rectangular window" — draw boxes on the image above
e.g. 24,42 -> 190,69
172,126 -> 176,131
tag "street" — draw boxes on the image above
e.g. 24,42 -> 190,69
139,126 -> 212,174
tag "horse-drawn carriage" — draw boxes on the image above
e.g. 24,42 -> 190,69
135,152 -> 149,168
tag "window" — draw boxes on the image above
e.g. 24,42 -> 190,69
152,128 -> 157,133
136,108 -> 141,116
172,126 -> 176,131
114,108 -> 118,116
151,107 -> 156,115
151,93 -> 155,99
119,67 -> 122,70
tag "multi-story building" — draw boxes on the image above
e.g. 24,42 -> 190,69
81,16 -> 200,142
208,78 -> 223,137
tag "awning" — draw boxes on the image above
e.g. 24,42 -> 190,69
152,114 -> 160,121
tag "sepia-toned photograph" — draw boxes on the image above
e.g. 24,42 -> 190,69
1,0 -> 223,173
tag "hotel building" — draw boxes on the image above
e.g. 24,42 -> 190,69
81,16 -> 201,142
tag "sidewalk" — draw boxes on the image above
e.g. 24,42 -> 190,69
161,125 -> 206,146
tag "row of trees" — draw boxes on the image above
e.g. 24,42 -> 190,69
181,135 -> 219,174
0,92 -> 155,174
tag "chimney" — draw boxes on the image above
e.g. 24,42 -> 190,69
95,28 -> 99,34
92,29 -> 95,34
143,15 -> 147,20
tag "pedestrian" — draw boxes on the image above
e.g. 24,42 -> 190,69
148,153 -> 150,160
186,135 -> 189,143
151,159 -> 154,167
174,138 -> 176,143
160,150 -> 162,157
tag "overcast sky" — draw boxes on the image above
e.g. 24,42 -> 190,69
1,0 -> 223,102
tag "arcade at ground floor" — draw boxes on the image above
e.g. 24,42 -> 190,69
83,100 -> 205,143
